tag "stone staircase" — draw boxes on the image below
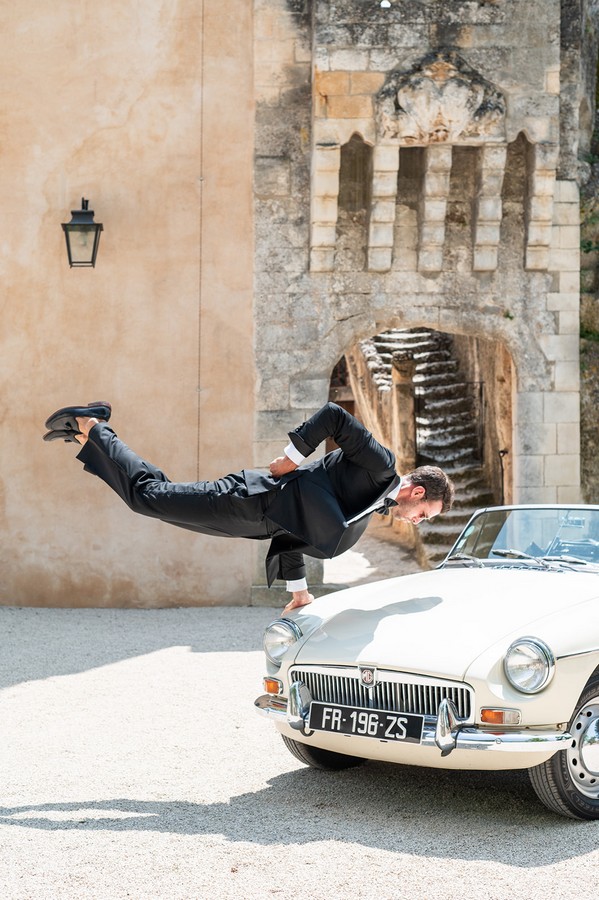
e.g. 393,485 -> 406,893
363,327 -> 495,565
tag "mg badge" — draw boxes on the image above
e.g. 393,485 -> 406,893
359,666 -> 377,689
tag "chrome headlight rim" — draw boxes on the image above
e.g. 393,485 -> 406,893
503,636 -> 556,694
263,618 -> 303,667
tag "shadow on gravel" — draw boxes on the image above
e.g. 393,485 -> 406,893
0,763 -> 596,865
0,607 -> 276,689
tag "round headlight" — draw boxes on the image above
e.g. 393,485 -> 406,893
263,618 -> 302,666
503,637 -> 555,694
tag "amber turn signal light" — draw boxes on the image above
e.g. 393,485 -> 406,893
480,708 -> 521,726
263,677 -> 283,695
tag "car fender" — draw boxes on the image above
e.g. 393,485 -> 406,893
464,595 -> 599,725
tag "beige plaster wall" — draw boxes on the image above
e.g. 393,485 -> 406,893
0,1 -> 256,606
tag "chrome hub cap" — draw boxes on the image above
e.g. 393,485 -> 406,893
567,699 -> 599,799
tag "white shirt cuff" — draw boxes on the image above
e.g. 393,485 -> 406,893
286,578 -> 308,593
283,442 -> 306,466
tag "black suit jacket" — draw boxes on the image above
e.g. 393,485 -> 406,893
244,403 -> 399,586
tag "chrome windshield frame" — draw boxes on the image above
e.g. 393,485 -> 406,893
442,504 -> 599,570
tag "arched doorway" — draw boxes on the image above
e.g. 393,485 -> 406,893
328,326 -> 513,564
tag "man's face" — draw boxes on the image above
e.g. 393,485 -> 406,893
392,485 -> 443,526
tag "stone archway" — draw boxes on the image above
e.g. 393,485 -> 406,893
252,2 -> 587,601
328,325 -> 513,564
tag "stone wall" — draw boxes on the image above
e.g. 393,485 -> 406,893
253,0 -> 593,536
579,2 -> 599,502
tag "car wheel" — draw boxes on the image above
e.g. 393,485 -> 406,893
281,735 -> 365,771
529,673 -> 599,819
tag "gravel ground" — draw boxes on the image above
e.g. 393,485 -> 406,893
0,603 -> 598,900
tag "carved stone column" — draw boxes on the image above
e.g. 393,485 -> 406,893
310,143 -> 341,272
473,144 -> 507,272
391,355 -> 416,473
525,141 -> 559,271
418,145 -> 452,274
368,142 -> 400,272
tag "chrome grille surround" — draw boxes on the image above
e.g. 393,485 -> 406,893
288,665 -> 474,722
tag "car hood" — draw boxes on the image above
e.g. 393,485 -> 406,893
290,567 -> 599,679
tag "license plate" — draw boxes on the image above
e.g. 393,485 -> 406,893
308,701 -> 424,743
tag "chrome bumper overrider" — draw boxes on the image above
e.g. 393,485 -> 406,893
254,686 -> 573,757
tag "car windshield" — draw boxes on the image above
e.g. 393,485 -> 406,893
446,507 -> 599,570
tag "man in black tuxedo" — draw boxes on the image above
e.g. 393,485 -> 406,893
44,401 -> 454,611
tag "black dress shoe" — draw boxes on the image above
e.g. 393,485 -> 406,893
44,401 -> 112,432
42,429 -> 82,444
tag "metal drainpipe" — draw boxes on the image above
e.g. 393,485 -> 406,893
498,449 -> 509,505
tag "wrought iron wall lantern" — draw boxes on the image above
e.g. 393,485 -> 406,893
62,198 -> 103,267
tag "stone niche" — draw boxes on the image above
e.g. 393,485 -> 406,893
311,45 -> 557,276
376,50 -> 506,145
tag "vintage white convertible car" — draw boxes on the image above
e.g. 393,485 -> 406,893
256,505 -> 599,820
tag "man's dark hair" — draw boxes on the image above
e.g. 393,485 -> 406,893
408,466 -> 455,513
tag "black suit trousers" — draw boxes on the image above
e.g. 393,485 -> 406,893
77,423 -> 276,541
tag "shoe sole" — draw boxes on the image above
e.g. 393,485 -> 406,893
44,402 -> 112,431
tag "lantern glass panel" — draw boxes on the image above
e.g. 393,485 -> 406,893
66,225 -> 101,267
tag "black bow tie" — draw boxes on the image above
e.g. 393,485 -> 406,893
376,497 -> 398,516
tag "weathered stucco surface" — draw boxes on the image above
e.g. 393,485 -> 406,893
0,2 -> 255,606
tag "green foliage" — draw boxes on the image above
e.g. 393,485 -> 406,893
581,323 -> 599,342
581,210 -> 599,226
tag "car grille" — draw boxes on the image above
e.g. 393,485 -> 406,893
289,666 -> 473,720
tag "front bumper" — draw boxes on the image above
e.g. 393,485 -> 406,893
255,688 -> 572,757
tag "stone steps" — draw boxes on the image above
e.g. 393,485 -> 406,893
419,419 -> 479,437
356,327 -> 497,568
419,433 -> 479,454
413,359 -> 459,376
417,419 -> 474,435
412,349 -> 452,363
417,422 -> 477,439
444,464 -> 489,488
376,330 -> 442,344
421,396 -> 474,414
414,377 -> 474,394
373,338 -> 444,354
418,445 -> 480,465
419,518 -> 472,544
